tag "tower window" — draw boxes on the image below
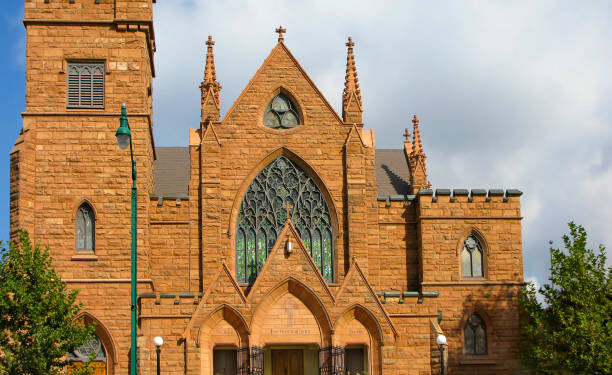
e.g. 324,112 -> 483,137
461,234 -> 484,278
236,156 -> 333,283
464,313 -> 487,355
263,93 -> 300,129
76,203 -> 95,251
67,62 -> 105,109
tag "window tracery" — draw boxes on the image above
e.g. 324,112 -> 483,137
236,156 -> 333,283
263,93 -> 300,129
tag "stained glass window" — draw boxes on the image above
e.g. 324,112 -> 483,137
236,156 -> 333,283
464,313 -> 487,355
263,93 -> 300,129
76,203 -> 95,251
67,333 -> 107,374
461,234 -> 484,278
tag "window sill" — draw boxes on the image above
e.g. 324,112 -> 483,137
459,356 -> 496,366
71,253 -> 98,261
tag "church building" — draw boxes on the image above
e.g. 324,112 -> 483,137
11,1 -> 525,374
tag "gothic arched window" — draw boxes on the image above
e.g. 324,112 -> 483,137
464,313 -> 487,355
263,93 -> 300,129
67,333 -> 107,374
461,234 -> 484,278
76,203 -> 95,251
236,156 -> 333,283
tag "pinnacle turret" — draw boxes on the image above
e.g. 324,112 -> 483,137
342,37 -> 363,124
200,35 -> 221,123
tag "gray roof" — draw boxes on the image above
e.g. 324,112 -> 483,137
153,147 -> 411,198
154,147 -> 190,198
375,149 -> 411,195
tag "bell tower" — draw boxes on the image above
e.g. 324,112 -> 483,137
12,0 -> 156,284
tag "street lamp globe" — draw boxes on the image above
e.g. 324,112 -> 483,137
153,336 -> 164,347
436,334 -> 447,346
115,103 -> 131,150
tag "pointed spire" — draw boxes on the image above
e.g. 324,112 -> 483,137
200,35 -> 221,123
342,36 -> 363,124
411,115 -> 423,155
408,114 -> 430,193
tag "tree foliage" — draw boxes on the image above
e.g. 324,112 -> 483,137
0,230 -> 94,375
519,222 -> 612,374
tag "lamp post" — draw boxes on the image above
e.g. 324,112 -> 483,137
436,334 -> 447,375
116,104 -> 137,374
153,336 -> 164,375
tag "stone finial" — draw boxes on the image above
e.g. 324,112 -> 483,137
408,114 -> 430,193
342,36 -> 363,124
403,128 -> 413,154
412,115 -> 423,155
200,35 -> 221,123
275,26 -> 287,42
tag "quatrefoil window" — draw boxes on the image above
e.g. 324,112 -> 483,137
263,93 -> 300,129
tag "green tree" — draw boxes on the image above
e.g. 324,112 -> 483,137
0,230 -> 95,375
519,222 -> 612,374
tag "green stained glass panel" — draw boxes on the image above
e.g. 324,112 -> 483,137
302,230 -> 311,252
257,230 -> 267,272
312,229 -> 322,269
247,230 -> 256,284
236,230 -> 246,283
322,229 -> 332,282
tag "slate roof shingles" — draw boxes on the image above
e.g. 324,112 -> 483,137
153,147 -> 410,198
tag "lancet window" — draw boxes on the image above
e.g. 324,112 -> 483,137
461,234 -> 484,278
67,333 -> 107,374
76,203 -> 95,251
236,156 -> 333,283
464,313 -> 487,355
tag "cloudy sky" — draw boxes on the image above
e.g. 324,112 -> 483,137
1,1 -> 611,290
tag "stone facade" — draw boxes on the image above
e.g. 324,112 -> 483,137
11,1 -> 524,374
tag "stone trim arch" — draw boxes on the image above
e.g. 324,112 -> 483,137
456,226 -> 489,280
196,304 -> 250,348
333,304 -> 384,375
249,276 -> 333,347
460,307 -> 494,356
333,303 -> 384,346
258,86 -> 307,133
74,311 -> 117,373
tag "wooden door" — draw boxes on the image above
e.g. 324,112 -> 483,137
345,348 -> 365,375
213,349 -> 237,375
67,361 -> 106,375
272,349 -> 303,375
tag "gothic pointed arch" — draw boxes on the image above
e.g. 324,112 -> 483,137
75,200 -> 95,251
457,227 -> 489,279
230,148 -> 339,284
250,276 -> 333,347
261,86 -> 304,130
70,312 -> 117,374
196,304 -> 250,348
333,304 -> 384,375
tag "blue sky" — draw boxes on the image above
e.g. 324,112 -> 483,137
2,1 -> 611,291
0,2 -> 26,247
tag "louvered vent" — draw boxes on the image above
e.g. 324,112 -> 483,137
67,62 -> 105,109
